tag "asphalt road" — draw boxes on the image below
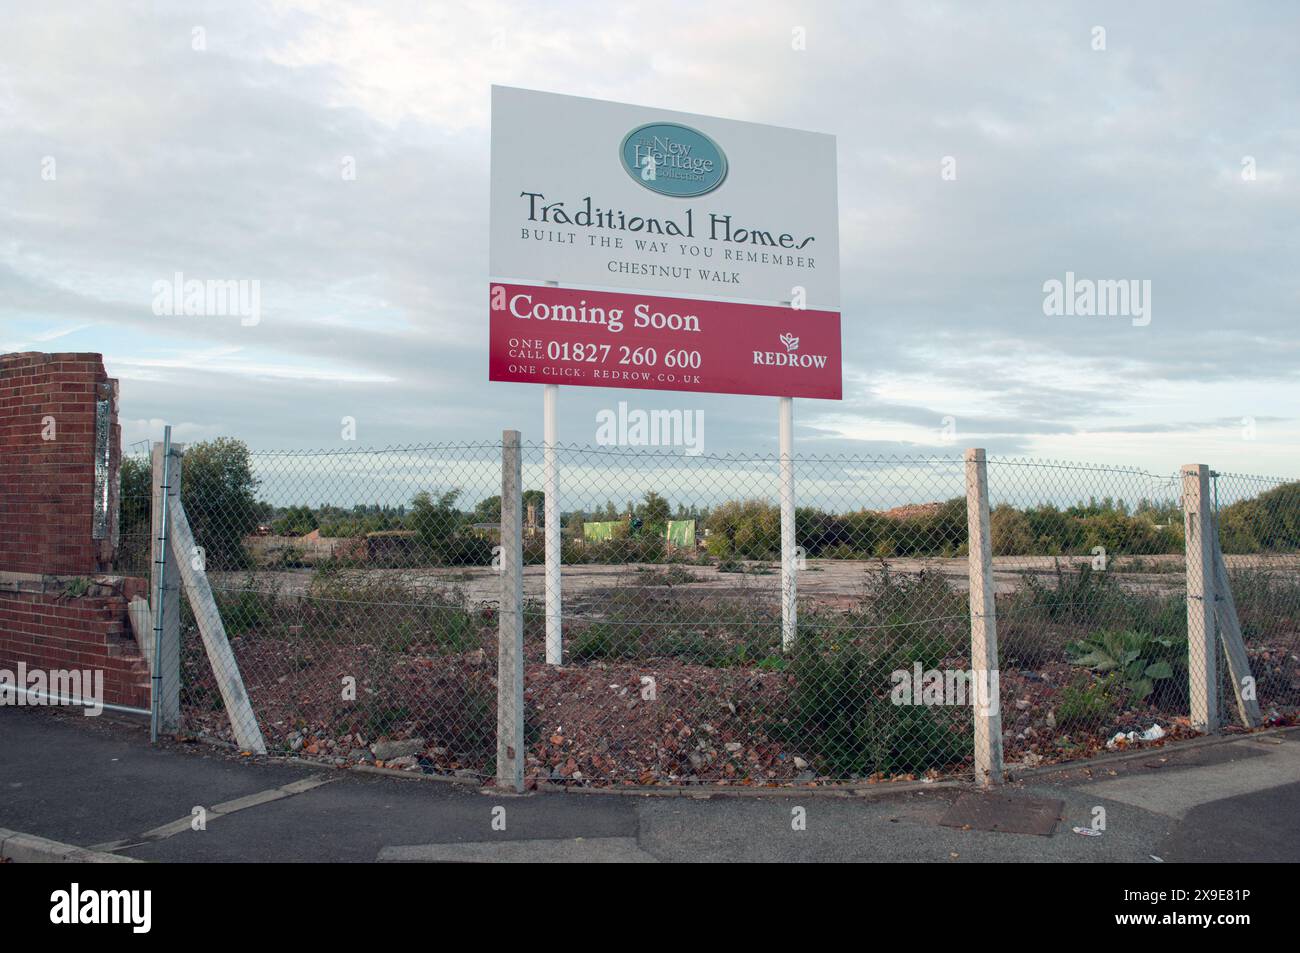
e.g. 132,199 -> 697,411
2,707 -> 1296,862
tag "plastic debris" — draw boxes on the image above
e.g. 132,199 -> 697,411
1106,724 -> 1165,748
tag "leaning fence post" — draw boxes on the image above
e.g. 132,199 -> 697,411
964,448 -> 1003,785
150,437 -> 184,735
497,429 -> 526,792
1181,463 -> 1219,732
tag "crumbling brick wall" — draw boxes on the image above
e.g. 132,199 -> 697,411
0,351 -> 121,574
0,352 -> 148,709
0,576 -> 151,710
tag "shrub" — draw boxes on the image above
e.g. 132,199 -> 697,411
704,500 -> 780,559
1219,481 -> 1300,553
305,572 -> 480,652
991,505 -> 1035,556
778,632 -> 970,777
1228,569 -> 1300,641
569,622 -> 641,661
861,563 -> 968,654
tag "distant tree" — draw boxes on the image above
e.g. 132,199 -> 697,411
410,489 -> 463,560
637,491 -> 671,525
473,495 -> 502,523
272,505 -> 318,536
181,438 -> 262,570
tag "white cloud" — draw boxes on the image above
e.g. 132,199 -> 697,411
0,0 -> 1296,479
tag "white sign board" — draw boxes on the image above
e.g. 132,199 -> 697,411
489,86 -> 842,399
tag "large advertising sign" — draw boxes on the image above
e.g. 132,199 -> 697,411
489,87 -> 841,400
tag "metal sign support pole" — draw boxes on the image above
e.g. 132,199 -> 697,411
544,383 -> 562,665
780,396 -> 796,651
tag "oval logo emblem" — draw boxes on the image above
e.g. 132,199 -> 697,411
620,122 -> 728,197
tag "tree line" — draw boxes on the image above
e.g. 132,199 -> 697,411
119,439 -> 1299,571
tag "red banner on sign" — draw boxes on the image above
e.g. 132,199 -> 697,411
488,283 -> 841,399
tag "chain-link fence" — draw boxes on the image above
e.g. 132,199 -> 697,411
523,447 -> 974,785
117,450 -> 153,579
986,460 -> 1194,769
116,439 -> 1300,786
1212,470 -> 1300,727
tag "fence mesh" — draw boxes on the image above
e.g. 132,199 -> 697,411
985,460 -> 1194,768
114,439 -> 1300,786
523,446 -> 972,784
1212,470 -> 1300,727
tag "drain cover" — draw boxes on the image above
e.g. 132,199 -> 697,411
939,792 -> 1065,836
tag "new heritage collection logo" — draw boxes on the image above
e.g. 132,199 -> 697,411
620,122 -> 728,198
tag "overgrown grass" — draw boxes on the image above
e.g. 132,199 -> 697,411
997,561 -> 1187,666
304,570 -> 484,653
1228,569 -> 1300,642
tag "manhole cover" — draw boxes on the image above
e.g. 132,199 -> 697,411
939,792 -> 1065,836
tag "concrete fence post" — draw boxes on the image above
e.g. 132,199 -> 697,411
964,448 -> 1003,786
1181,463 -> 1219,732
150,440 -> 183,734
497,429 -> 525,792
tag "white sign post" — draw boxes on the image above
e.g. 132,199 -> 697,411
543,383 -> 562,665
779,397 -> 796,651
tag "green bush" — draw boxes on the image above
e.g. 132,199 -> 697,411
991,505 -> 1036,555
1219,481 -> 1300,553
1228,569 -> 1300,641
305,572 -> 481,652
778,632 -> 970,777
704,500 -> 779,559
569,622 -> 641,661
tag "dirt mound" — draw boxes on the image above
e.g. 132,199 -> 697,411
878,502 -> 946,521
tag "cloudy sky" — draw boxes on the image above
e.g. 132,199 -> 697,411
3,0 -> 1297,480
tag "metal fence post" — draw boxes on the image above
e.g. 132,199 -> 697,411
150,436 -> 183,735
497,429 -> 526,792
964,448 -> 1003,785
1181,463 -> 1219,732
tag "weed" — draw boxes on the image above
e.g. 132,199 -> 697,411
1056,673 -> 1117,729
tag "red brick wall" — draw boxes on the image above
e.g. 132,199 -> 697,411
1,352 -> 148,710
0,351 -> 121,574
0,577 -> 151,710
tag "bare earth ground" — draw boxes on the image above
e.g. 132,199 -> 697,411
213,554 -> 1300,606
180,555 -> 1300,788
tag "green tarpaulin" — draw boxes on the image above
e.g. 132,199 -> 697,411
665,519 -> 696,547
583,520 -> 622,542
